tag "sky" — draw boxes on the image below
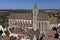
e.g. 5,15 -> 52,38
0,0 -> 60,9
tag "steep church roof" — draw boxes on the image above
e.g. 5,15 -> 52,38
9,13 -> 49,21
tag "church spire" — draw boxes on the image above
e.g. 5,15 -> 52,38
33,0 -> 39,31
34,0 -> 38,9
34,3 -> 38,9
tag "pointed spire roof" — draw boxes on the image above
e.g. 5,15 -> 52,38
34,0 -> 38,9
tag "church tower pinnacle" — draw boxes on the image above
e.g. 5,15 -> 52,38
33,1 -> 39,31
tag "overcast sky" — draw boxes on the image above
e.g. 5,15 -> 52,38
0,0 -> 60,9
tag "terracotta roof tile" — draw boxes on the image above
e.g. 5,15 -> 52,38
1,36 -> 10,40
43,30 -> 57,40
10,27 -> 24,34
9,13 -> 49,21
9,13 -> 32,20
46,30 -> 56,37
50,16 -> 58,24
43,36 -> 57,40
38,13 -> 49,21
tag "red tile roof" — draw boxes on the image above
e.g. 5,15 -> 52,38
9,13 -> 49,21
50,16 -> 58,24
10,27 -> 24,34
38,13 -> 49,21
1,36 -> 10,40
9,13 -> 32,20
43,36 -> 57,40
43,29 -> 57,40
46,30 -> 56,37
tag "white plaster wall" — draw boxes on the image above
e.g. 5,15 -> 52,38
9,19 -> 32,27
39,21 -> 50,34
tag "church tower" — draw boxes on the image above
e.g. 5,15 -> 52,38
33,3 -> 39,31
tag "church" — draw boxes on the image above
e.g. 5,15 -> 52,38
9,3 -> 50,36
